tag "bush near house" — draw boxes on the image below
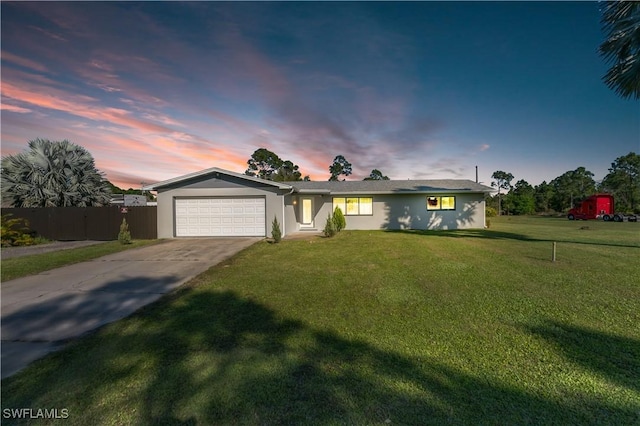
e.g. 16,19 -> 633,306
323,213 -> 337,237
118,218 -> 132,245
332,206 -> 346,232
271,216 -> 282,243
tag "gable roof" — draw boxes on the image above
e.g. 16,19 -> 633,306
142,167 -> 493,194
142,167 -> 293,191
291,180 -> 492,194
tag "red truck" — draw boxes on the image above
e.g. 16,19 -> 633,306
567,194 -> 637,222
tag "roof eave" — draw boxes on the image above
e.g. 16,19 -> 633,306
142,167 -> 293,190
292,189 -> 492,196
294,189 -> 332,194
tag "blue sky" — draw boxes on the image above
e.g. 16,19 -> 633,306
1,1 -> 638,189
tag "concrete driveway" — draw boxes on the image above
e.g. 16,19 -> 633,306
1,237 -> 260,379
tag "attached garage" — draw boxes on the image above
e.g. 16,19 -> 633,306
175,197 -> 266,237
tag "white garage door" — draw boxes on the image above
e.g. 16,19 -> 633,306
175,198 -> 266,237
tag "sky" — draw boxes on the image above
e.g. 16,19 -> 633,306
1,1 -> 638,190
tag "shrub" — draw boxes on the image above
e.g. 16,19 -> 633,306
118,218 -> 132,245
271,216 -> 282,243
332,206 -> 346,232
1,214 -> 36,247
323,213 -> 337,238
486,206 -> 497,217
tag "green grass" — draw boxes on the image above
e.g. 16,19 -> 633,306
2,217 -> 639,425
1,240 -> 159,282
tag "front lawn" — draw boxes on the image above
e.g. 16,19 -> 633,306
1,240 -> 159,282
2,217 -> 639,424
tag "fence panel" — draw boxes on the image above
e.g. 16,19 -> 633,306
1,206 -> 157,240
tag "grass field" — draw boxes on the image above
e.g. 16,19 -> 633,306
2,216 -> 639,425
1,240 -> 159,282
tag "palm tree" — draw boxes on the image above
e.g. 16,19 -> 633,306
1,139 -> 111,207
599,1 -> 640,99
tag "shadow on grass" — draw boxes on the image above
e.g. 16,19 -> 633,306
383,228 -> 640,249
3,288 -> 637,425
526,320 -> 640,393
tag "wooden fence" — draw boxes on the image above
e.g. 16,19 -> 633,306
1,206 -> 157,240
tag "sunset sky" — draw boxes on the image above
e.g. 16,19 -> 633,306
1,1 -> 638,189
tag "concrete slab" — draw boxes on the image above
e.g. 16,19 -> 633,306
1,237 -> 260,379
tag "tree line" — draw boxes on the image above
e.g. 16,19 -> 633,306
2,141 -> 637,214
244,148 -> 389,182
489,152 -> 639,215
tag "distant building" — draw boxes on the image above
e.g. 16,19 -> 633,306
110,194 -> 148,206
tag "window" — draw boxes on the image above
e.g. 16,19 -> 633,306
333,197 -> 373,215
360,197 -> 373,215
427,196 -> 456,211
346,197 -> 359,215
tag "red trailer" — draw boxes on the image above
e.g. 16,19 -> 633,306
567,194 -> 636,222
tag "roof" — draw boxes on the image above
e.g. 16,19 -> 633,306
143,167 -> 493,194
290,179 -> 493,194
142,167 -> 293,190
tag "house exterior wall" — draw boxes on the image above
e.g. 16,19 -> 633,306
306,193 -> 486,231
156,174 -> 288,238
283,194 -> 298,234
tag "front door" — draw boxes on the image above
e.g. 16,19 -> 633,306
301,197 -> 314,227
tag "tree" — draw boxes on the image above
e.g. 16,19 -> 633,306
550,167 -> 596,212
245,148 -> 283,180
534,181 -> 554,213
491,171 -> 514,215
329,155 -> 352,181
510,179 -> 536,215
600,152 -> 640,212
273,160 -> 302,182
599,1 -> 640,99
1,139 -> 111,207
363,169 -> 390,180
245,148 -> 304,182
572,167 -> 597,199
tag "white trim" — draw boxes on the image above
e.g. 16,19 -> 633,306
300,197 -> 314,228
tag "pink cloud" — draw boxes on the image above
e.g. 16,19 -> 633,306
2,80 -> 177,134
1,103 -> 32,113
1,51 -> 49,73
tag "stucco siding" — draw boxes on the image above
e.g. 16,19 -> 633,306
283,195 -> 298,234
378,193 -> 485,230
306,193 -> 486,231
156,187 -> 286,238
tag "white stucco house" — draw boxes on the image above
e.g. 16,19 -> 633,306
143,167 -> 493,238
